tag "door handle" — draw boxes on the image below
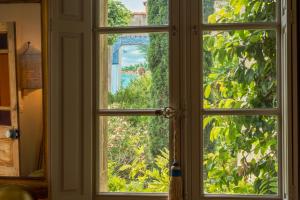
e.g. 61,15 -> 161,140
159,107 -> 177,119
5,128 -> 19,139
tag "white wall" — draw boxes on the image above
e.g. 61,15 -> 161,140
0,3 -> 43,176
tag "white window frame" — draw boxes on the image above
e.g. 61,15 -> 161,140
92,1 -> 299,200
186,0 -> 298,200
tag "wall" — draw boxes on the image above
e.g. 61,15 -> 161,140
0,3 -> 43,176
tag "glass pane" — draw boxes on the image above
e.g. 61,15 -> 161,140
203,115 -> 278,195
98,33 -> 169,109
99,0 -> 168,27
0,33 -> 8,49
98,116 -> 169,192
0,53 -> 11,107
203,0 -> 276,23
203,30 -> 277,109
0,110 -> 11,126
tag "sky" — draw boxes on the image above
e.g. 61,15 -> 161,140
119,0 -> 145,12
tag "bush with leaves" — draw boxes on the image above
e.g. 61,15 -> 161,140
107,73 -> 169,192
107,0 -> 132,44
203,0 -> 278,195
147,0 -> 170,158
106,0 -> 278,195
108,148 -> 169,192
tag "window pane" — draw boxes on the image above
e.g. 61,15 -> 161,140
203,30 -> 277,109
0,111 -> 11,126
98,33 -> 169,109
202,0 -> 276,23
98,116 -> 169,192
203,115 -> 278,195
99,0 -> 168,27
0,33 -> 8,49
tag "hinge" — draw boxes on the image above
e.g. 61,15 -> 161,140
192,25 -> 198,35
171,25 -> 177,36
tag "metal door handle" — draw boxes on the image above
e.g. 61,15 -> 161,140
159,107 -> 177,118
5,128 -> 19,139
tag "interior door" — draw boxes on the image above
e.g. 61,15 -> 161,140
0,22 -> 19,176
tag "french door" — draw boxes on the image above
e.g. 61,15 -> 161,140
49,0 -> 297,199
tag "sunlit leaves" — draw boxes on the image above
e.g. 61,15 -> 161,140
204,116 -> 278,194
203,0 -> 276,23
203,30 -> 277,109
108,147 -> 170,192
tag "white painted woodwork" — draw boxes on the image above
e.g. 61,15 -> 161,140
281,0 -> 297,200
48,0 -> 299,199
49,0 -> 92,198
0,22 -> 19,177
98,0 -> 108,193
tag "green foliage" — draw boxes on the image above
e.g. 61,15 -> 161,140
108,0 -> 131,26
147,0 -> 169,157
122,62 -> 149,72
204,116 -> 278,194
203,29 -> 277,109
202,0 -> 278,195
106,0 -> 278,195
109,73 -> 152,109
207,0 -> 276,24
203,0 -> 215,22
108,147 -> 169,192
147,0 -> 169,25
108,0 -> 132,44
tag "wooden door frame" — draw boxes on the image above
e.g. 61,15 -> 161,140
0,0 -> 48,199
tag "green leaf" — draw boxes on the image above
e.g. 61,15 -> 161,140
204,85 -> 212,98
210,127 -> 222,141
250,34 -> 261,43
203,117 -> 213,129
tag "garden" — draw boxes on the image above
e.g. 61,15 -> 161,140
104,0 -> 278,195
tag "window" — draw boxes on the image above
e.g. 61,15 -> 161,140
95,0 -> 180,196
91,0 -> 296,199
197,0 -> 281,197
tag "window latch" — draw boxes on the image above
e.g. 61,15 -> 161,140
156,107 -> 177,119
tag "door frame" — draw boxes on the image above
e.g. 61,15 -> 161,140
0,0 -> 49,199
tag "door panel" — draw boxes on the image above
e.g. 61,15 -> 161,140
0,22 -> 19,176
0,110 -> 11,126
0,53 -> 10,107
50,0 -> 93,198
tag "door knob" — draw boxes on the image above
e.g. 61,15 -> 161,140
5,128 -> 19,139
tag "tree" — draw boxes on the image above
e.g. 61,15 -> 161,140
108,0 -> 131,27
203,0 -> 277,194
107,0 -> 132,44
106,0 -> 278,194
147,0 -> 169,157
